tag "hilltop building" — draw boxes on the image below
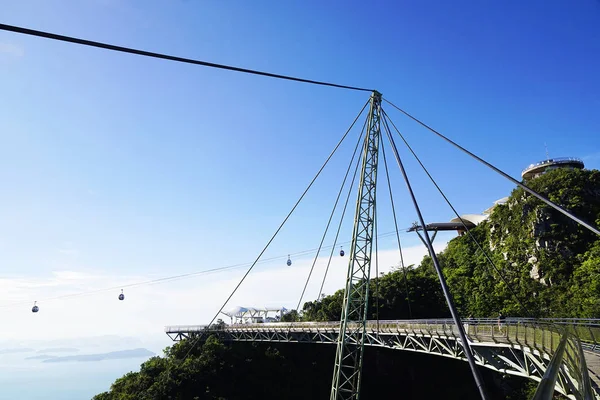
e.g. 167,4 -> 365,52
409,156 -> 584,236
521,157 -> 584,181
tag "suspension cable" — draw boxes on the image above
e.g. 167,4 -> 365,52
181,99 -> 370,359
380,139 -> 413,318
381,115 -> 489,400
0,23 -> 372,93
292,115 -> 368,321
382,111 -> 533,317
317,141 -> 364,301
382,98 -> 600,237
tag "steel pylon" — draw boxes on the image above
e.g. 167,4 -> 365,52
330,91 -> 382,400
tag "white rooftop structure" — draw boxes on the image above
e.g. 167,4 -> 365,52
483,197 -> 509,215
449,213 -> 490,226
445,197 -> 509,235
221,306 -> 288,324
521,157 -> 584,180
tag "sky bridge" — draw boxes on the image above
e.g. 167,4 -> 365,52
156,90 -> 600,400
2,11 -> 600,400
7,22 -> 592,399
166,318 -> 600,400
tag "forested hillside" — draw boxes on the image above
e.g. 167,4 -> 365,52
95,168 -> 600,399
93,336 -> 535,399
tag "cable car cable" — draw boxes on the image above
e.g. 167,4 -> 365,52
0,223 -> 417,310
316,136 -> 364,299
291,115 -> 367,324
182,99 -> 370,360
1,263 -> 249,309
0,23 -> 373,93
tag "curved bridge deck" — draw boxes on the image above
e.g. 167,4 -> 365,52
166,318 -> 600,399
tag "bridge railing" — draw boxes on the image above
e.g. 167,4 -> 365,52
165,318 -> 600,353
521,157 -> 584,175
464,319 -> 597,399
165,318 -> 599,399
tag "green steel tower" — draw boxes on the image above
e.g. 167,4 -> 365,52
330,91 -> 382,400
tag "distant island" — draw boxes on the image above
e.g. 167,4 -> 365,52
95,168 -> 600,399
43,348 -> 155,363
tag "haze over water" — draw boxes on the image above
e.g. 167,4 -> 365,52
0,336 -> 168,400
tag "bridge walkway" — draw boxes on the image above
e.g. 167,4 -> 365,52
166,318 -> 600,399
585,351 -> 600,393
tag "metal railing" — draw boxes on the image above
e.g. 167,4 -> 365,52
165,318 -> 600,348
521,157 -> 584,175
165,318 -> 600,399
165,318 -> 600,347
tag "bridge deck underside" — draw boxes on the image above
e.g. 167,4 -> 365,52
166,325 -> 599,400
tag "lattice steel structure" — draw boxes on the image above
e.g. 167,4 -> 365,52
165,319 -> 600,400
329,91 -> 382,400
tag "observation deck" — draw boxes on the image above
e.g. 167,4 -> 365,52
521,157 -> 584,180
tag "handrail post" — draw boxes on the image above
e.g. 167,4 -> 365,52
588,326 -> 598,351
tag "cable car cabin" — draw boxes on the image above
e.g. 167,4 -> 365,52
118,289 -> 124,301
287,255 -> 292,266
340,247 -> 345,257
32,302 -> 39,313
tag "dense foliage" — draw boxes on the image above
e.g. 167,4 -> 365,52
94,335 -> 534,399
300,169 -> 600,321
93,336 -> 333,400
443,168 -> 600,318
96,168 -> 599,399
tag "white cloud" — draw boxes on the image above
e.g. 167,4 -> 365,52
0,242 -> 448,344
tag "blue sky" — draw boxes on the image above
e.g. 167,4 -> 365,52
0,0 -> 599,336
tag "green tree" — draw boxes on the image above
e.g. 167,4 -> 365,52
97,168 -> 600,400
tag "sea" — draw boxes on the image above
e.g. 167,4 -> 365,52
0,356 -> 151,400
0,337 -> 167,400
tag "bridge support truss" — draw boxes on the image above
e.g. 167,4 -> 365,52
330,90 -> 382,400
166,321 -> 600,400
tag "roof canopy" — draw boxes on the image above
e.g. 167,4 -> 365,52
221,306 -> 287,317
408,221 -> 476,232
